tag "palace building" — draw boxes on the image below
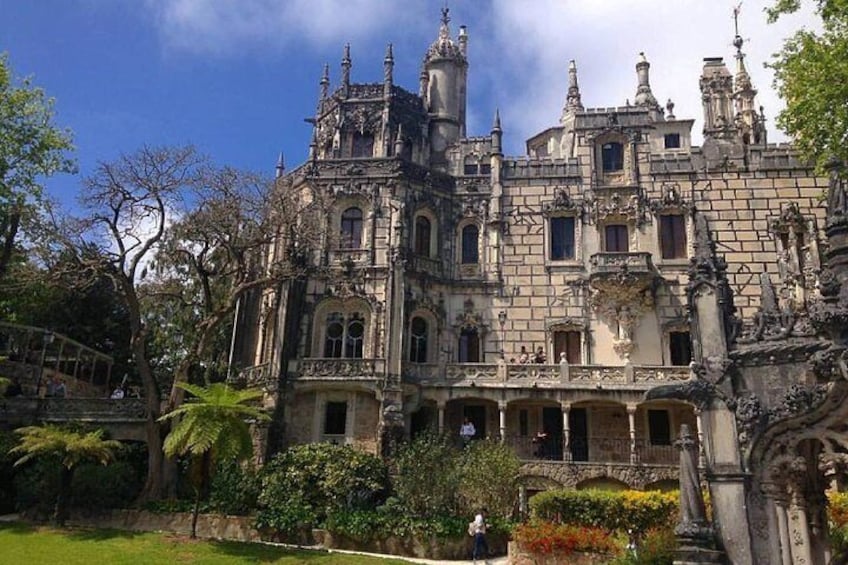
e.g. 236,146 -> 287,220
235,9 -> 848,564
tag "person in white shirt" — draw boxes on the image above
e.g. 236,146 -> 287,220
110,386 -> 125,399
460,418 -> 476,446
471,507 -> 489,562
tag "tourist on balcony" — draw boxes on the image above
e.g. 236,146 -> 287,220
54,379 -> 66,398
43,376 -> 57,397
534,347 -> 546,364
518,346 -> 530,364
3,377 -> 22,398
532,429 -> 549,459
470,507 -> 489,563
460,418 -> 476,446
110,385 -> 125,399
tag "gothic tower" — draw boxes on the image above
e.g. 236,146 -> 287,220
421,7 -> 468,168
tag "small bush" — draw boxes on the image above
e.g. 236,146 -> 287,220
392,433 -> 461,518
530,489 -> 677,535
71,460 -> 141,513
255,443 -> 388,535
209,460 -> 260,515
13,453 -> 60,518
611,527 -> 676,565
457,440 -> 521,520
513,520 -> 618,556
325,508 -> 469,543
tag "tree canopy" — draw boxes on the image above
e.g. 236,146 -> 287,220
768,0 -> 848,171
0,54 -> 75,279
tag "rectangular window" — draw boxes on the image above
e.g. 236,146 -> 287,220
553,330 -> 581,364
660,215 -> 687,259
519,409 -> 529,437
648,409 -> 671,446
605,224 -> 629,252
601,142 -> 624,172
479,163 -> 491,175
351,133 -> 374,158
464,163 -> 478,175
324,401 -> 347,435
664,133 -> 681,149
669,331 -> 692,366
550,216 -> 576,260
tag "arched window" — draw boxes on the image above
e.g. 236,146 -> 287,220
340,207 -> 363,249
345,313 -> 364,358
409,317 -> 429,363
461,225 -> 479,264
323,312 -> 365,359
324,313 -> 345,358
601,142 -> 624,172
458,328 -> 480,363
414,216 -> 432,257
352,133 -> 374,158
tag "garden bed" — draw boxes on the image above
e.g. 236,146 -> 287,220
508,541 -> 610,565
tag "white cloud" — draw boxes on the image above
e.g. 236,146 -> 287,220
481,0 -> 821,154
144,0 -> 429,55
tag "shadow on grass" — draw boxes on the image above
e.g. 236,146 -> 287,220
66,526 -> 146,541
0,522 -> 37,535
207,539 -> 335,563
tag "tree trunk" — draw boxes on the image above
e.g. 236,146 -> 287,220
191,487 -> 200,540
53,466 -> 73,527
0,206 -> 21,281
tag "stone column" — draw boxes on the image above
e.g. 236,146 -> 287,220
561,401 -> 571,462
788,472 -> 814,565
498,401 -> 507,442
762,481 -> 792,565
694,408 -> 706,468
627,403 -> 638,464
437,401 -> 446,434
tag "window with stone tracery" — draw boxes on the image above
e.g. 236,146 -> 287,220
409,316 -> 429,363
323,311 -> 365,359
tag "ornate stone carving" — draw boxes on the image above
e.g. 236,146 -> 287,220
298,358 -> 383,380
768,383 -> 828,422
735,393 -> 766,451
542,188 -> 582,215
649,182 -> 693,214
589,191 -> 648,225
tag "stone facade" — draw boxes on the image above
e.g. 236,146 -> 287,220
236,9 -> 847,565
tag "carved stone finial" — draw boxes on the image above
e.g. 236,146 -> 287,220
563,59 -> 584,115
666,98 -> 676,119
341,43 -> 352,97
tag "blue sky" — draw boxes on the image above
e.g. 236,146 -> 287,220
1,1 -> 819,209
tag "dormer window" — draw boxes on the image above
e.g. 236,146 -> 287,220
602,142 -> 624,172
664,133 -> 681,149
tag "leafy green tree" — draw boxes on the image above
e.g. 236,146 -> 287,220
457,439 -> 521,520
392,433 -> 461,518
10,425 -> 122,526
158,382 -> 269,538
0,54 -> 75,279
768,0 -> 848,171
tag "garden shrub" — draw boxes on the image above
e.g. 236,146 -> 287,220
12,453 -> 60,518
325,506 -> 470,543
209,460 -> 260,515
610,527 -> 676,565
530,489 -> 677,534
392,432 -> 461,518
71,460 -> 141,513
0,430 -> 18,514
255,443 -> 388,535
828,491 -> 848,562
512,521 -> 618,556
457,439 -> 521,520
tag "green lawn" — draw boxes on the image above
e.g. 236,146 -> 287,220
0,523 -> 415,565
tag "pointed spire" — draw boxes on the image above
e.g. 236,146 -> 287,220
491,108 -> 502,155
730,5 -> 764,144
394,124 -> 404,157
423,5 -> 465,64
275,152 -> 285,179
320,63 -> 330,100
341,43 -> 351,98
383,43 -> 394,99
564,59 -> 584,115
634,52 -> 659,111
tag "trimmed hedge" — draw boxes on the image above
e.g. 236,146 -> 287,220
530,489 -> 677,535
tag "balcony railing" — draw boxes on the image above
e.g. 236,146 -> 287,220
402,362 -> 691,386
1,397 -> 147,423
589,252 -> 654,275
295,358 -> 385,380
504,435 -> 680,465
409,255 -> 442,277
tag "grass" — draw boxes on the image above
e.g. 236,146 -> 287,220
0,522 -> 415,565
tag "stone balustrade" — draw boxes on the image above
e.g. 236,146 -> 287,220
286,358 -> 691,386
295,358 -> 385,381
401,361 -> 691,387
589,251 -> 654,275
1,397 -> 147,425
